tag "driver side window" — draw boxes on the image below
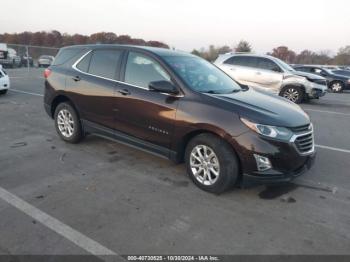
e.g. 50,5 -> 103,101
257,58 -> 281,72
124,52 -> 171,89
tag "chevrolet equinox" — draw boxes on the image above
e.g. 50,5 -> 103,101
44,45 -> 315,193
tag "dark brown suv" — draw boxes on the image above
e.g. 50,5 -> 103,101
44,45 -> 315,193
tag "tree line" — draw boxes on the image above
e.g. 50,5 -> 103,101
192,40 -> 350,65
0,30 -> 169,49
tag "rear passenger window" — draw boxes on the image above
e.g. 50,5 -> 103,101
76,52 -> 92,72
124,52 -> 171,89
88,50 -> 122,79
224,56 -> 244,66
225,56 -> 257,68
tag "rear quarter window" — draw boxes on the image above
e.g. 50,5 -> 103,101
52,48 -> 85,66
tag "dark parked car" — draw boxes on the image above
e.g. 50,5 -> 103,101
21,55 -> 34,67
44,45 -> 315,193
294,65 -> 350,93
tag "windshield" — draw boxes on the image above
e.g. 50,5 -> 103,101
163,55 -> 241,94
274,58 -> 295,72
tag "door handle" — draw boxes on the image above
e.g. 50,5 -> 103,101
72,76 -> 81,82
117,89 -> 130,96
255,72 -> 261,75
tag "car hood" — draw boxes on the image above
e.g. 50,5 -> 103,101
292,71 -> 324,80
211,88 -> 310,127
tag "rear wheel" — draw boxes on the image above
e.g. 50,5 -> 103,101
330,81 -> 344,93
280,86 -> 304,103
54,102 -> 83,143
185,133 -> 239,194
0,90 -> 8,95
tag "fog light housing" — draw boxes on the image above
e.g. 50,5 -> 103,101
254,154 -> 272,171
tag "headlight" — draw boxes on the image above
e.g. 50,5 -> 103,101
240,117 -> 293,141
347,79 -> 350,84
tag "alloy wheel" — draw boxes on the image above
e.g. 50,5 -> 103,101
190,145 -> 220,186
57,109 -> 74,138
331,83 -> 342,92
283,88 -> 299,102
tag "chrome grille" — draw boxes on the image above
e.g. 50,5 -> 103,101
295,133 -> 314,153
290,124 -> 314,155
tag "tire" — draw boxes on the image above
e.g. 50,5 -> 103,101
185,133 -> 239,194
280,86 -> 304,104
0,89 -> 8,95
54,102 -> 83,143
330,81 -> 344,93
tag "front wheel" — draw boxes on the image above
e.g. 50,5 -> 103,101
54,102 -> 83,143
0,90 -> 8,95
280,86 -> 304,103
185,133 -> 239,194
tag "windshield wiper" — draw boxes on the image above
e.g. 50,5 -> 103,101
203,90 -> 220,94
204,89 -> 240,94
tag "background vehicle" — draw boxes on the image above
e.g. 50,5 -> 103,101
0,44 -> 21,68
44,45 -> 315,194
21,55 -> 34,67
215,53 -> 327,103
38,55 -> 54,67
294,65 -> 350,93
0,65 -> 10,95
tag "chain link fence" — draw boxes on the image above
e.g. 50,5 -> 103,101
1,44 -> 60,78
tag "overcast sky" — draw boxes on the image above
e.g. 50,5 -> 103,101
1,0 -> 349,54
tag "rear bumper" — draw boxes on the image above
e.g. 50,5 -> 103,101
44,103 -> 52,118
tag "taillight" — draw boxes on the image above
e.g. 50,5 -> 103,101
44,68 -> 52,79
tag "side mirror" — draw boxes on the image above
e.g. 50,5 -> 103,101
149,80 -> 179,95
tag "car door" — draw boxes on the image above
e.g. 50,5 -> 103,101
0,69 -> 6,88
253,57 -> 283,91
67,48 -> 123,130
220,56 -> 257,86
113,51 -> 179,149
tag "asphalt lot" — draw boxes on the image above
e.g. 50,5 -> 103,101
1,68 -> 350,258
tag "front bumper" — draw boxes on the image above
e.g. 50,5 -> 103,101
231,130 -> 316,184
242,152 -> 315,184
308,88 -> 327,99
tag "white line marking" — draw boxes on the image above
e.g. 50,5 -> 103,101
9,89 -> 43,97
0,186 -> 117,256
304,108 -> 350,116
316,144 -> 350,154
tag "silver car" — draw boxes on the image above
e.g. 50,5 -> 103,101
215,53 -> 327,103
38,55 -> 55,68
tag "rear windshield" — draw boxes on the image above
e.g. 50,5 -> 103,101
52,48 -> 85,66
